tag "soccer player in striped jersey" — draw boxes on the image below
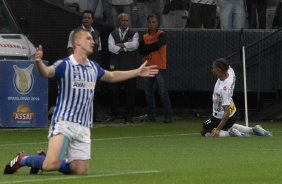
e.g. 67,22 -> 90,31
4,28 -> 159,175
200,58 -> 272,138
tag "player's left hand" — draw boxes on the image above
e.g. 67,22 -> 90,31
212,128 -> 219,138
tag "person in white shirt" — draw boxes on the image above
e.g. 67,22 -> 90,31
107,13 -> 139,123
200,58 -> 272,138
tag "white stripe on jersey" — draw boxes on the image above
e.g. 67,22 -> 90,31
51,55 -> 105,128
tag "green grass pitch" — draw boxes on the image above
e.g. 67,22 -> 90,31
0,118 -> 281,184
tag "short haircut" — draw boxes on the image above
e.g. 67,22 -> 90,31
118,13 -> 130,22
147,14 -> 159,22
81,10 -> 94,19
213,58 -> 229,72
71,28 -> 89,49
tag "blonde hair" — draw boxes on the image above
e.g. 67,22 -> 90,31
71,28 -> 90,50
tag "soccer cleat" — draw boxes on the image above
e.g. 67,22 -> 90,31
4,151 -> 26,174
252,125 -> 272,136
30,150 -> 46,174
229,128 -> 248,137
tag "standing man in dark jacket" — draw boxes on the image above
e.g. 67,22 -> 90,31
67,10 -> 102,60
107,13 -> 139,123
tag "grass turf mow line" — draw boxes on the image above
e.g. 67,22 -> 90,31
0,133 -> 199,147
0,170 -> 161,184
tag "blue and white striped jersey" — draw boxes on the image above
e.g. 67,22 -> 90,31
51,55 -> 105,128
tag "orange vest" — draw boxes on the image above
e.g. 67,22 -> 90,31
142,30 -> 167,69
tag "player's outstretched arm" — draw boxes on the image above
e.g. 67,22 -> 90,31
101,60 -> 158,83
35,45 -> 55,78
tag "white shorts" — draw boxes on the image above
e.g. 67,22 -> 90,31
48,121 -> 91,162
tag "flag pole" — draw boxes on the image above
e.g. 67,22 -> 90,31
242,46 -> 248,127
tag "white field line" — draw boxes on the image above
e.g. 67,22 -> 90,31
0,170 -> 161,184
0,133 -> 198,147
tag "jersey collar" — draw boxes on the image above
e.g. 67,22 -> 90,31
69,54 -> 91,66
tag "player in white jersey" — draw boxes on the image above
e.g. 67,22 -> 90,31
200,58 -> 272,138
4,28 -> 159,175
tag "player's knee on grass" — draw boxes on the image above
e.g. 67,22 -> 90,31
69,161 -> 89,175
200,128 -> 206,137
70,165 -> 88,175
71,168 -> 88,175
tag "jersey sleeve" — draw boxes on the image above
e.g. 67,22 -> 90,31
52,59 -> 65,79
92,61 -> 105,80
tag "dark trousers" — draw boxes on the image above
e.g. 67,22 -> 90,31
108,77 -> 137,119
190,3 -> 217,28
143,70 -> 173,120
246,0 -> 267,29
